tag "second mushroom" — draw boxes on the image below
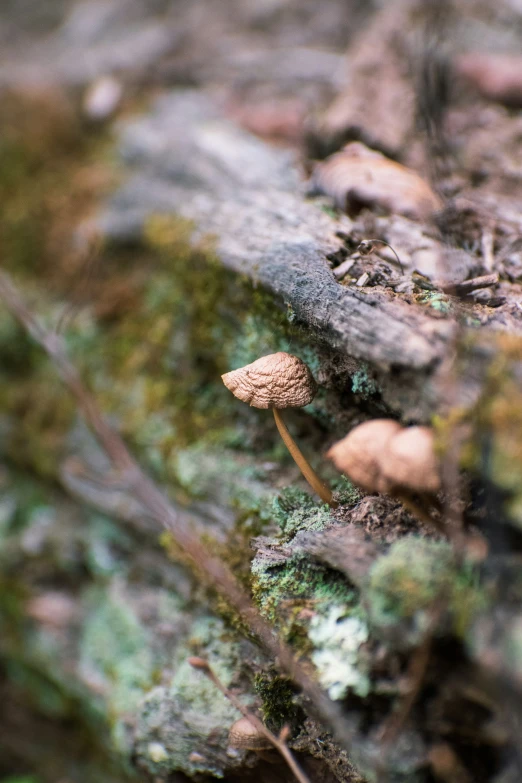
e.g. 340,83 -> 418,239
222,352 -> 336,506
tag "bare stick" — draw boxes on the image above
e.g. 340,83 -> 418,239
452,273 -> 498,296
0,270 -> 354,752
273,408 -> 336,507
188,657 -> 311,783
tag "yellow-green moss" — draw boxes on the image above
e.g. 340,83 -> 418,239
365,536 -> 487,644
452,333 -> 522,527
250,489 -> 356,643
417,291 -> 453,314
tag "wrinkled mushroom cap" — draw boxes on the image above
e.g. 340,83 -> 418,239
327,419 -> 401,493
228,717 -> 271,750
221,352 -> 316,409
381,426 -> 441,493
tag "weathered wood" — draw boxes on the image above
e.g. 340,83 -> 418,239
96,91 -> 463,419
96,89 -> 522,424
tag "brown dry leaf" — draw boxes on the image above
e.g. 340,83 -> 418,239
311,142 -> 442,220
457,53 -> 522,108
228,98 -> 305,144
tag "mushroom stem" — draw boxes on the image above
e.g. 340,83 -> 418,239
273,408 -> 336,507
394,491 -> 447,536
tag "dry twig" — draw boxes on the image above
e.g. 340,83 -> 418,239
188,657 -> 311,783
0,270 -> 355,752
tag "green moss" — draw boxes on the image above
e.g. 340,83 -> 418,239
251,488 -> 355,638
251,549 -> 355,638
476,360 -> 522,524
1,777 -> 40,783
271,487 -> 329,540
0,90 -> 112,479
365,536 -> 486,644
253,671 -> 303,731
441,333 -> 522,528
0,89 -> 99,278
330,475 -> 363,506
418,291 -> 452,313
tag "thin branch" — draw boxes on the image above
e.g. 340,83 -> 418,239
0,270 -> 355,753
188,657 -> 311,783
451,273 -> 498,296
358,239 -> 404,274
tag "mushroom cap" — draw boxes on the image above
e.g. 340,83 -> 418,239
221,352 -> 317,409
327,419 -> 402,493
228,717 -> 271,750
381,426 -> 441,493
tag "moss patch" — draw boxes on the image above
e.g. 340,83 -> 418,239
365,536 -> 486,645
134,615 -> 251,779
253,671 -> 303,732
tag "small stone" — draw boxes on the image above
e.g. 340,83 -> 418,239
83,76 -> 123,121
148,742 -> 169,763
333,258 -> 356,279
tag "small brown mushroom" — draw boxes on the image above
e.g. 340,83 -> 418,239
327,420 -> 441,497
326,419 -> 402,493
222,353 -> 335,506
228,717 -> 272,751
381,426 -> 441,493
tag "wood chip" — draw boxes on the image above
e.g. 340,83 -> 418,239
333,258 -> 356,279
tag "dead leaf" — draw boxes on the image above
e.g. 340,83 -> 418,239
311,142 -> 442,220
457,53 -> 522,108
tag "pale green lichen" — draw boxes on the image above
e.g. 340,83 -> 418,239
351,365 -> 378,399
79,585 -> 154,718
171,443 -> 275,514
135,615 -> 250,779
83,514 -> 133,578
251,489 -> 355,637
309,606 -> 370,700
147,741 -> 169,763
419,291 -> 452,314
